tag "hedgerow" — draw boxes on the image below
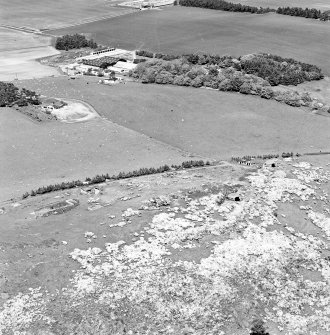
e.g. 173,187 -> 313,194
23,160 -> 210,198
277,6 -> 330,21
179,0 -> 274,14
231,152 -> 296,163
179,0 -> 330,21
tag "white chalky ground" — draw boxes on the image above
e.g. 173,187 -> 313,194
1,159 -> 330,334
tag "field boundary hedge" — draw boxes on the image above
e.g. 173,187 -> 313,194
179,0 -> 330,21
22,160 -> 210,198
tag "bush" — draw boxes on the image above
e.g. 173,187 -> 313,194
55,34 -> 98,50
250,320 -> 269,335
22,192 -> 29,199
133,58 -> 147,64
136,50 -> 154,58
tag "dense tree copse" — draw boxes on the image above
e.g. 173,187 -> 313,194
55,34 -> 98,50
179,0 -> 274,14
0,82 -> 40,107
130,52 -> 323,87
277,6 -> 330,21
239,53 -> 323,86
129,52 -> 326,109
23,160 -> 210,198
135,51 -> 323,85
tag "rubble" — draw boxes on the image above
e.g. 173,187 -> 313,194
1,159 -> 330,334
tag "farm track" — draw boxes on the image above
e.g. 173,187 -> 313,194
0,24 -> 41,34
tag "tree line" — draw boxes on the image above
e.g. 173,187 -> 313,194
277,7 -> 330,21
231,152 -> 296,163
179,0 -> 274,14
179,0 -> 330,21
0,82 -> 40,107
22,160 -> 210,198
55,34 -> 98,50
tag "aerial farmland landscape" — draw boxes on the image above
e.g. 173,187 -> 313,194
1,1 -> 330,334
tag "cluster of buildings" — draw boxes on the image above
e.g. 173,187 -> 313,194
60,48 -> 138,83
40,98 -> 67,113
120,0 -> 175,9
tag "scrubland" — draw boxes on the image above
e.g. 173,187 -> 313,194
0,156 -> 330,334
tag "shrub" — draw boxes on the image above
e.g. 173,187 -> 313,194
55,34 -> 98,50
136,50 -> 154,58
250,319 -> 269,335
22,192 -> 29,199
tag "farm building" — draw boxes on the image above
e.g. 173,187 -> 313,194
42,98 -> 67,109
107,61 -> 137,74
120,0 -> 175,8
76,48 -> 135,62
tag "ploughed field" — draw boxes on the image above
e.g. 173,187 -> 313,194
17,76 -> 330,161
0,28 -> 60,81
49,7 -> 330,76
0,0 -> 134,30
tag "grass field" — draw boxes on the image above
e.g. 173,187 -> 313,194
49,7 -> 330,76
230,0 -> 330,10
16,76 -> 330,162
0,0 -> 134,30
0,104 -> 196,201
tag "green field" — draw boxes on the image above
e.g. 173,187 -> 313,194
0,0 -> 134,30
49,7 -> 330,76
17,77 -> 330,161
0,98 -> 195,201
230,0 -> 330,10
